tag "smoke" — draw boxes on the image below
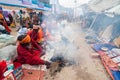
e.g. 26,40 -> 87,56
42,13 -> 80,65
59,0 -> 90,8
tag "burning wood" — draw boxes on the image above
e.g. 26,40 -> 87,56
47,56 -> 75,77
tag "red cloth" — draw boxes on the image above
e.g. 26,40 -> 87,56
28,28 -> 43,51
31,39 -> 42,52
28,28 -> 43,43
3,21 -> 11,32
28,30 -> 38,41
0,60 -> 7,79
17,43 -> 45,65
13,62 -> 22,69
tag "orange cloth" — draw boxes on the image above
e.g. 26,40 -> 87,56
102,54 -> 118,70
37,28 -> 43,43
19,35 -> 31,44
0,13 -> 3,19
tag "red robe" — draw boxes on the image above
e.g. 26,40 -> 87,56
28,28 -> 43,43
17,43 -> 45,65
0,60 -> 6,79
3,20 -> 11,32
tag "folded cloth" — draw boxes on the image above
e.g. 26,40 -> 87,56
93,44 -> 117,52
102,55 -> 118,70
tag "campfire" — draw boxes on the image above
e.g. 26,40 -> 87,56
48,56 -> 75,76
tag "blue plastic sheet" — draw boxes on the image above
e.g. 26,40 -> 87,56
111,70 -> 120,80
93,44 -> 117,52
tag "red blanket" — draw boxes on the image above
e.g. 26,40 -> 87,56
0,60 -> 7,79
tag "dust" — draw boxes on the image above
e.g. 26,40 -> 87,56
47,65 -> 95,80
75,66 -> 95,80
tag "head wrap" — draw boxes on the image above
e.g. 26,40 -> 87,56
19,35 -> 31,44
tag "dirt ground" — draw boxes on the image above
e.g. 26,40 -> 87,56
10,23 -> 111,80
10,27 -> 17,36
45,23 -> 111,80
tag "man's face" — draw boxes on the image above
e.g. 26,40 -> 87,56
33,25 -> 39,32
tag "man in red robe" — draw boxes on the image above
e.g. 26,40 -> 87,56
28,20 -> 45,51
16,34 -> 50,66
28,24 -> 44,44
